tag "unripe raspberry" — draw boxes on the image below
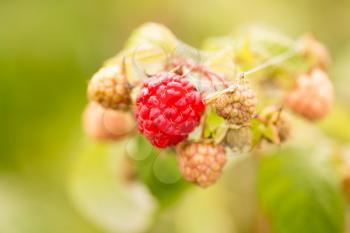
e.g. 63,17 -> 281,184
260,106 -> 291,143
286,68 -> 333,121
83,102 -> 135,141
135,72 -> 205,148
88,65 -> 131,110
211,78 -> 257,125
224,126 -> 252,153
272,112 -> 290,143
301,34 -> 330,70
176,142 -> 227,188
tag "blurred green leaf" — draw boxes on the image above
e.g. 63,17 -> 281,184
204,107 -> 226,139
251,118 -> 264,146
258,147 -> 345,233
174,186 -> 237,233
319,102 -> 350,143
262,124 -> 280,144
69,139 -> 157,233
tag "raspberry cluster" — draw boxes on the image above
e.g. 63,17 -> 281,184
176,142 -> 227,188
82,23 -> 336,189
286,68 -> 333,121
135,72 -> 205,148
88,65 -> 131,110
212,78 -> 257,125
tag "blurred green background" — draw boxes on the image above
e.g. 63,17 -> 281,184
1,0 -> 350,232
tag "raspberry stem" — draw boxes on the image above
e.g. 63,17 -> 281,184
243,44 -> 301,77
205,43 -> 302,102
169,59 -> 229,91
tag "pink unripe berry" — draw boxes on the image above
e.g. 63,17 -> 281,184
286,68 -> 333,121
176,142 -> 227,188
83,102 -> 135,141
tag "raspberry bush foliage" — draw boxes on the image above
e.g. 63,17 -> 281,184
78,23 -> 350,233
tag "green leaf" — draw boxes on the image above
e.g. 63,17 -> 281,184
319,102 -> 350,143
204,108 -> 226,139
250,118 -> 264,146
214,124 -> 229,144
257,147 -> 345,233
262,124 -> 280,144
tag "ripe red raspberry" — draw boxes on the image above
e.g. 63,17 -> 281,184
176,142 -> 227,188
88,65 -> 131,110
135,72 -> 205,148
211,78 -> 257,125
286,68 -> 333,121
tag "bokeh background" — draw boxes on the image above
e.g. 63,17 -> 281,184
1,0 -> 350,232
